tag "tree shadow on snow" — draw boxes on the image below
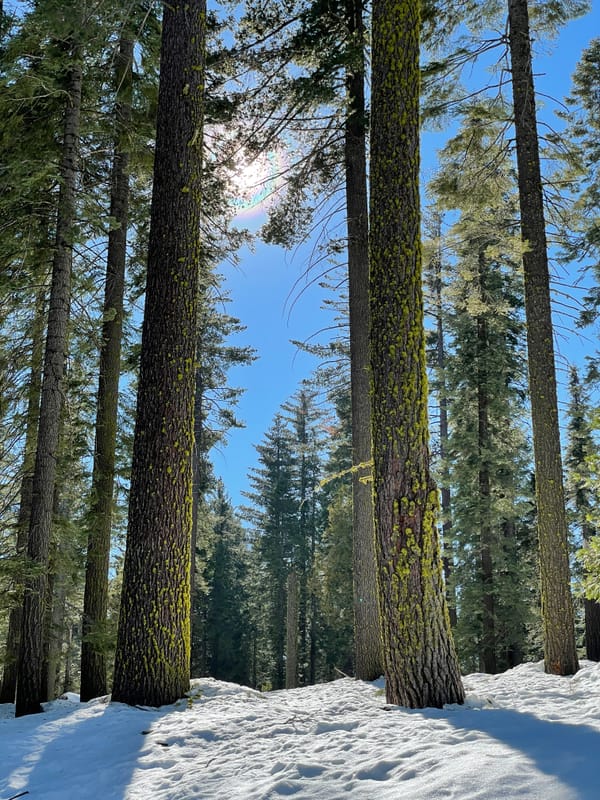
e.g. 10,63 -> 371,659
444,704 -> 598,796
1,697 -> 174,800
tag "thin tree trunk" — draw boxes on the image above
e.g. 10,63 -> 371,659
273,571 -> 287,690
584,596 -> 600,660
507,0 -> 578,675
190,360 -> 207,672
0,285 -> 46,703
251,631 -> 257,689
369,0 -> 464,708
477,251 -> 496,673
309,495 -> 317,685
581,521 -> 600,660
63,624 -> 74,694
111,0 -> 206,707
344,0 -> 382,681
297,422 -> 309,685
502,518 -> 524,667
45,553 -> 68,701
15,53 -> 82,717
429,222 -> 457,628
286,570 -> 299,689
80,34 -> 133,702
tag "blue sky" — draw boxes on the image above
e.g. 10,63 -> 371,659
212,4 -> 599,510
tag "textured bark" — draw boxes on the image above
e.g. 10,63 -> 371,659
15,55 -> 82,717
507,0 -> 578,675
584,595 -> 600,660
0,286 -> 46,703
80,34 -> 133,703
286,570 -> 299,689
369,0 -> 464,708
344,0 -> 383,681
40,554 -> 56,703
44,555 -> 68,701
111,0 -> 206,707
476,251 -> 496,674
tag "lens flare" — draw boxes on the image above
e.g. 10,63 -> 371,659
229,150 -> 286,219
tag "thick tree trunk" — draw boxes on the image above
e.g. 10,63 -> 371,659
40,555 -> 56,703
507,0 -> 578,675
111,0 -> 206,707
286,570 -> 299,689
80,35 -> 133,702
15,54 -> 82,717
0,285 -> 46,703
369,0 -> 464,708
344,0 -> 382,681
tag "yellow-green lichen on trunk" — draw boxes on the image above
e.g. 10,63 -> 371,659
369,0 -> 464,709
111,0 -> 206,708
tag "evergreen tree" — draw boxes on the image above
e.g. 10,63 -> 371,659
423,211 -> 457,628
559,40 -> 600,336
566,366 -> 600,660
191,271 -> 255,633
342,0 -> 382,681
112,0 -> 207,707
312,381 -> 355,679
232,0 -> 385,677
189,285 -> 255,672
284,388 -> 324,685
317,483 -> 354,677
0,286 -> 46,703
243,391 -> 325,689
507,0 -> 578,675
428,112 -> 537,673
16,2 -> 85,716
369,0 -> 464,708
199,482 -> 252,685
243,415 -> 298,690
80,26 -> 135,703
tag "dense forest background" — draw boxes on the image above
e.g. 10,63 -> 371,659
1,0 -> 599,714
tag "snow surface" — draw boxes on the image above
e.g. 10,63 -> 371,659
1,661 -> 599,799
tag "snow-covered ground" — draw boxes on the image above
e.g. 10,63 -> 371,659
1,661 -> 599,799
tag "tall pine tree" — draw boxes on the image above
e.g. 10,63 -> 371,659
112,0 -> 207,707
428,112 -> 537,672
369,0 -> 464,708
507,0 -> 578,675
16,2 -> 84,716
